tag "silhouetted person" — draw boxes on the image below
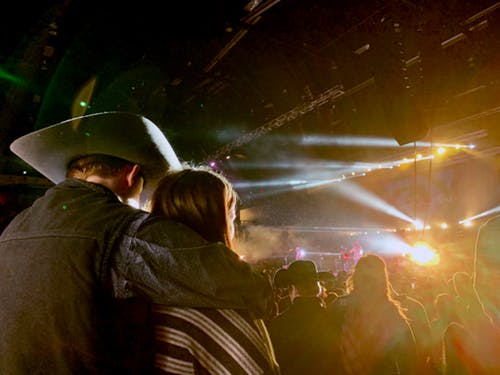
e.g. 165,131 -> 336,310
328,254 -> 418,375
267,260 -> 336,374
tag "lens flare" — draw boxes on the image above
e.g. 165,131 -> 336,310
409,242 -> 440,266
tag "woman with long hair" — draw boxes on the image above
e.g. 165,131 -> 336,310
328,253 -> 418,375
148,166 -> 279,375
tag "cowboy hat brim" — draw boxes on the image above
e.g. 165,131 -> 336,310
10,111 -> 182,205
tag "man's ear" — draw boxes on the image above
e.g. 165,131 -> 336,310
125,164 -> 143,188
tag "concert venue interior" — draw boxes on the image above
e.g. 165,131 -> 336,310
1,0 -> 499,277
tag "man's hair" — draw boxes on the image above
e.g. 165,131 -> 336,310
66,154 -> 135,180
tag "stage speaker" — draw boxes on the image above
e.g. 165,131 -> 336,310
381,89 -> 429,146
374,13 -> 430,146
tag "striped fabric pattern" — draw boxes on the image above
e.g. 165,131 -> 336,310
152,305 -> 279,375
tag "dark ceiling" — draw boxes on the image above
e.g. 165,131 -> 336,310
1,0 -> 499,229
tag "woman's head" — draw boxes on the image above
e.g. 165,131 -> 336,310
350,254 -> 391,297
150,166 -> 238,248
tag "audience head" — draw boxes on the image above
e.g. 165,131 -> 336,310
284,260 -> 321,298
433,292 -> 457,321
452,271 -> 474,299
318,271 -> 336,291
273,268 -> 289,290
350,254 -> 391,298
150,166 -> 238,248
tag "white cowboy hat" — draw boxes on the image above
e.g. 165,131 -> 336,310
10,111 -> 182,204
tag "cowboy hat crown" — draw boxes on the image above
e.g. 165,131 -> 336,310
10,111 -> 182,204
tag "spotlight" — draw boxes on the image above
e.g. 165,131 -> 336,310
437,147 -> 446,155
413,220 -> 424,230
440,222 -> 448,229
409,242 -> 440,266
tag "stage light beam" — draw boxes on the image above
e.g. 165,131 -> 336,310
459,206 -> 500,223
329,181 -> 415,224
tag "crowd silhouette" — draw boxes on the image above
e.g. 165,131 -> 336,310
261,216 -> 500,374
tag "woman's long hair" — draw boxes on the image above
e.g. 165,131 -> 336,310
149,166 -> 238,248
338,254 -> 416,374
347,254 -> 407,318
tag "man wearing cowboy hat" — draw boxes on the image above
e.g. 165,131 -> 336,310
0,112 -> 271,374
266,260 -> 336,374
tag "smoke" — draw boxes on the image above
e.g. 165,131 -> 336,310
233,225 -> 304,262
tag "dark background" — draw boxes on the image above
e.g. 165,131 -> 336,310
1,0 -> 499,239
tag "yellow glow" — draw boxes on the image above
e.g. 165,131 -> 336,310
437,147 -> 446,155
409,242 -> 440,266
72,77 -> 97,118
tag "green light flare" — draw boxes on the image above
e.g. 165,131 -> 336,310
0,67 -> 28,87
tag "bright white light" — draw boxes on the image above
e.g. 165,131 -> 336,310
440,222 -> 448,229
437,147 -> 446,155
413,219 -> 424,230
228,159 -> 377,170
301,135 -> 400,147
297,248 -> 306,258
299,135 -> 473,150
459,206 -> 500,223
409,242 -> 439,266
468,144 -> 475,149
366,233 -> 412,255
234,179 -> 308,189
329,181 -> 415,224
462,220 -> 473,227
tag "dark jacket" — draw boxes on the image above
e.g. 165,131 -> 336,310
0,179 -> 270,374
266,297 -> 336,375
